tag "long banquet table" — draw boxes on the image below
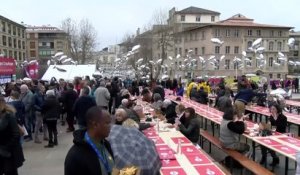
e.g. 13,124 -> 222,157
138,99 -> 229,175
164,90 -> 300,175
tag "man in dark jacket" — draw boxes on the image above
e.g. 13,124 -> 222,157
64,107 -> 114,175
73,86 -> 96,129
198,87 -> 208,104
33,85 -> 46,143
60,83 -> 78,132
152,84 -> 165,101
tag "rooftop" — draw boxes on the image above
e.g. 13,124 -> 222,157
26,25 -> 66,33
0,15 -> 26,28
176,6 -> 220,15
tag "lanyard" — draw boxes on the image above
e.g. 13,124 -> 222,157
84,132 -> 111,173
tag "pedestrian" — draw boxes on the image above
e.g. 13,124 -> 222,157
33,85 -> 47,144
64,107 -> 114,175
20,84 -> 34,142
42,90 -> 60,148
73,86 -> 96,129
94,81 -> 110,109
0,95 -> 25,175
61,83 -> 78,132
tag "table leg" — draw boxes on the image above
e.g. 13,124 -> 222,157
298,125 -> 300,136
205,118 -> 207,130
212,123 -> 215,136
254,113 -> 258,123
252,141 -> 255,161
285,157 -> 289,175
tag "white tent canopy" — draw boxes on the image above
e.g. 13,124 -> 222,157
41,64 -> 96,81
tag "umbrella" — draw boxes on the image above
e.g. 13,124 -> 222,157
108,125 -> 161,174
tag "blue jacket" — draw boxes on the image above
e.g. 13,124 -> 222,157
33,92 -> 45,112
176,87 -> 184,96
234,89 -> 265,104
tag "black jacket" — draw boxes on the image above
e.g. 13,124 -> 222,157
73,96 -> 96,127
179,116 -> 200,143
0,111 -> 25,170
163,103 -> 177,124
64,129 -> 113,175
198,90 -> 208,104
152,85 -> 165,100
60,89 -> 78,112
42,96 -> 60,121
270,113 -> 287,133
8,100 -> 25,125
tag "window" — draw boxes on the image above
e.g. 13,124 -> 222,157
13,26 -> 16,35
194,32 -> 198,40
211,16 -> 215,22
50,42 -> 54,49
181,15 -> 185,21
269,41 -> 274,51
214,29 -> 220,37
19,52 -> 22,61
195,48 -> 198,55
8,37 -> 12,47
18,28 -> 21,37
184,34 -> 188,41
175,62 -> 178,69
175,48 -> 178,55
18,40 -> 21,49
234,29 -> 239,37
225,59 -> 230,70
257,30 -> 261,36
247,30 -> 252,36
247,41 -> 252,48
277,74 -> 281,79
2,36 -> 7,46
201,31 -> 205,39
225,29 -> 230,37
225,46 -> 230,54
179,48 -> 182,55
201,47 -> 205,54
278,31 -> 282,37
22,30 -> 25,38
7,24 -> 11,34
30,42 -> 35,49
30,50 -> 36,57
13,39 -> 16,48
196,16 -> 201,22
30,33 -> 35,39
270,30 -> 274,37
269,74 -> 273,79
277,42 -> 282,51
269,57 -> 273,67
9,50 -> 12,57
234,46 -> 239,54
14,51 -> 17,59
23,52 -> 25,59
215,46 -> 220,54
185,49 -> 188,55
2,21 -> 6,32
22,41 -> 25,49
189,33 -> 193,41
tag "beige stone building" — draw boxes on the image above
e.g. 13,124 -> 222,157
170,14 -> 292,79
0,15 -> 26,62
26,26 -> 69,64
288,31 -> 300,74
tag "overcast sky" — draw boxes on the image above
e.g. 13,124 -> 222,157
1,0 -> 299,49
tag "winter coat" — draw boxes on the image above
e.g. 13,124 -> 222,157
42,96 -> 60,121
0,110 -> 25,171
73,96 -> 96,127
64,129 -> 113,175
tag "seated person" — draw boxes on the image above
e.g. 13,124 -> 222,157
161,99 -> 177,124
141,88 -> 152,103
198,87 -> 208,104
175,104 -> 186,124
176,83 -> 184,97
260,103 -> 287,166
151,93 -> 163,110
220,108 -> 249,154
131,105 -> 154,131
175,107 -> 200,144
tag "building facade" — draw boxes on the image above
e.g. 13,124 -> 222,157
169,14 -> 292,79
0,15 -> 26,62
25,26 -> 69,64
288,31 -> 300,74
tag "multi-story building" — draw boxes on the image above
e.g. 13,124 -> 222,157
170,14 -> 292,79
0,15 -> 26,62
288,31 -> 300,74
25,26 -> 69,64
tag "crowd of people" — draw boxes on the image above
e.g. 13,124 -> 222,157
0,74 -> 294,174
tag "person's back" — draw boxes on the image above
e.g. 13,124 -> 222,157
95,85 -> 110,108
220,119 -> 240,148
198,89 -> 208,104
73,95 -> 96,128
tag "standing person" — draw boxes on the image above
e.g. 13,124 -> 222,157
0,95 -> 25,175
64,107 -> 114,175
73,86 -> 96,129
295,78 -> 299,93
20,84 -> 34,142
111,77 -> 120,113
175,107 -> 200,144
42,90 -> 60,148
94,81 -> 110,109
8,91 -> 25,133
260,104 -> 287,166
220,108 -> 249,153
176,83 -> 184,97
33,85 -> 47,144
58,79 -> 67,126
61,83 -> 78,132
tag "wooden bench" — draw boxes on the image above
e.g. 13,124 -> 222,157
200,129 -> 274,175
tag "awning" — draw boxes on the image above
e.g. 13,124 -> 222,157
0,57 -> 16,75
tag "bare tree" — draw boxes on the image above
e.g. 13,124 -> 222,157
61,18 -> 98,64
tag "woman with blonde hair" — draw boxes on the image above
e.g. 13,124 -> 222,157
0,95 -> 25,175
